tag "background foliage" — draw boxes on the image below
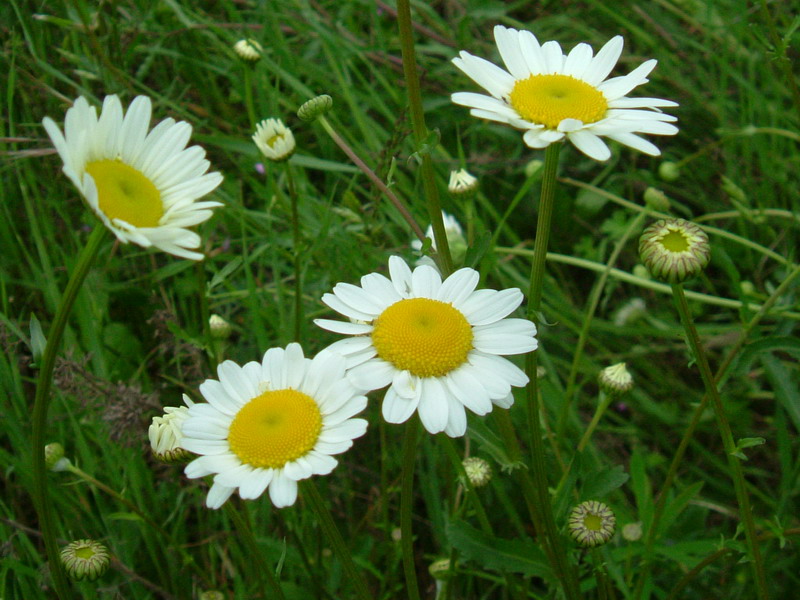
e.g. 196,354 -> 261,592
1,0 -> 798,598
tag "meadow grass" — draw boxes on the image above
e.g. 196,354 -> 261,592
1,0 -> 799,598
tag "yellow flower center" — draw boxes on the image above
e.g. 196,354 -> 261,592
509,74 -> 608,129
75,546 -> 96,560
660,229 -> 691,253
583,513 -> 603,531
267,134 -> 282,148
371,298 -> 473,378
85,159 -> 163,227
228,389 -> 322,469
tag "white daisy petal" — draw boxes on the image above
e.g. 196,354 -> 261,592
42,94 -> 222,260
388,255 -> 414,296
437,267 -> 480,306
382,386 -> 421,424
181,344 -> 367,509
450,29 -> 676,159
417,378 -> 450,434
444,392 -> 468,438
347,358 -> 395,392
410,264 -> 442,298
461,288 -> 524,325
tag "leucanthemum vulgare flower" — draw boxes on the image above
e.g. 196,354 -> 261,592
639,218 -> 710,284
315,256 -> 537,437
60,539 -> 110,582
253,118 -> 296,162
149,396 -> 194,463
181,344 -> 367,509
568,500 -> 616,548
42,95 -> 223,260
451,25 -> 678,161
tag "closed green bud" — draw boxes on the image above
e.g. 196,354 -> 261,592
568,501 -> 616,548
639,218 -> 710,284
658,161 -> 680,182
297,95 -> 333,122
643,187 -> 670,212
429,558 -> 453,580
462,456 -> 492,487
598,363 -> 634,396
61,539 -> 110,582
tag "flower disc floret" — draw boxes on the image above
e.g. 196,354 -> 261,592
510,74 -> 608,129
181,344 -> 368,509
315,256 -> 538,437
228,389 -> 322,469
372,298 -> 473,377
451,26 -> 678,161
42,95 -> 223,260
639,218 -> 710,284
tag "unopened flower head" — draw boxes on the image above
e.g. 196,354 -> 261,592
315,256 -> 537,437
297,95 -> 333,122
658,161 -> 681,182
598,362 -> 634,396
568,500 -> 616,547
643,187 -> 670,212
429,558 -> 453,580
612,297 -> 646,326
411,212 -> 467,267
234,39 -> 262,61
448,169 -> 479,196
622,522 -> 643,541
209,314 -> 232,339
182,344 -> 368,509
60,539 -> 110,582
451,26 -> 678,161
462,456 -> 492,487
199,592 -> 226,600
149,396 -> 194,463
45,442 -> 71,472
639,218 -> 710,284
253,118 -> 296,162
42,95 -> 223,260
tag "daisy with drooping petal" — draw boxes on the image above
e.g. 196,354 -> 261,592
181,344 -> 367,509
315,256 -> 537,437
42,95 -> 223,260
451,25 -> 678,161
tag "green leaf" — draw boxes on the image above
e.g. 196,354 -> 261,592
582,464 -> 630,499
730,437 -> 766,461
731,336 -> 800,377
107,512 -> 144,522
464,232 -> 492,269
761,354 -> 800,433
658,481 -> 703,536
630,448 -> 654,529
446,520 -> 554,581
407,128 -> 441,165
208,257 -> 243,292
467,420 -> 526,473
29,312 -> 46,364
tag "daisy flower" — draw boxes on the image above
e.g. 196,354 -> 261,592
315,256 -> 537,437
181,344 -> 367,509
451,25 -> 678,161
43,95 -> 223,260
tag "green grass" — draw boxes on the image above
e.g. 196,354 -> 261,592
2,0 -> 799,598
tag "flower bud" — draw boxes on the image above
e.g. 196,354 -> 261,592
462,456 -> 492,488
149,396 -> 194,463
612,298 -> 646,326
60,539 -> 110,582
253,118 -> 296,163
622,522 -> 643,542
233,39 -> 262,62
524,159 -> 544,179
568,500 -> 616,548
598,363 -> 634,396
448,169 -> 478,197
209,314 -> 232,340
429,558 -> 453,580
411,212 -> 467,268
199,592 -> 226,600
297,95 -> 333,122
45,443 -> 71,472
643,187 -> 670,212
658,161 -> 680,182
639,218 -> 710,284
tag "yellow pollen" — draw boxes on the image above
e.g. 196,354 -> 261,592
85,159 -> 163,227
228,389 -> 322,469
371,298 -> 473,378
660,230 -> 690,253
509,74 -> 608,129
267,134 -> 282,148
75,546 -> 96,560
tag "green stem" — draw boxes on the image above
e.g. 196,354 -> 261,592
400,418 -> 422,600
317,115 -> 426,242
670,284 -> 768,600
557,212 -> 647,440
225,502 -> 285,600
522,142 -> 581,600
31,224 -> 106,599
284,162 -> 303,343
243,65 -> 257,129
303,480 -> 371,600
395,0 -> 452,275
195,261 -> 216,369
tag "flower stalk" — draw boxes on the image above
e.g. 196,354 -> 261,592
303,480 -> 371,600
31,223 -> 106,599
668,283 -> 768,600
400,418 -> 422,600
284,162 -> 303,342
396,0 -> 453,276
